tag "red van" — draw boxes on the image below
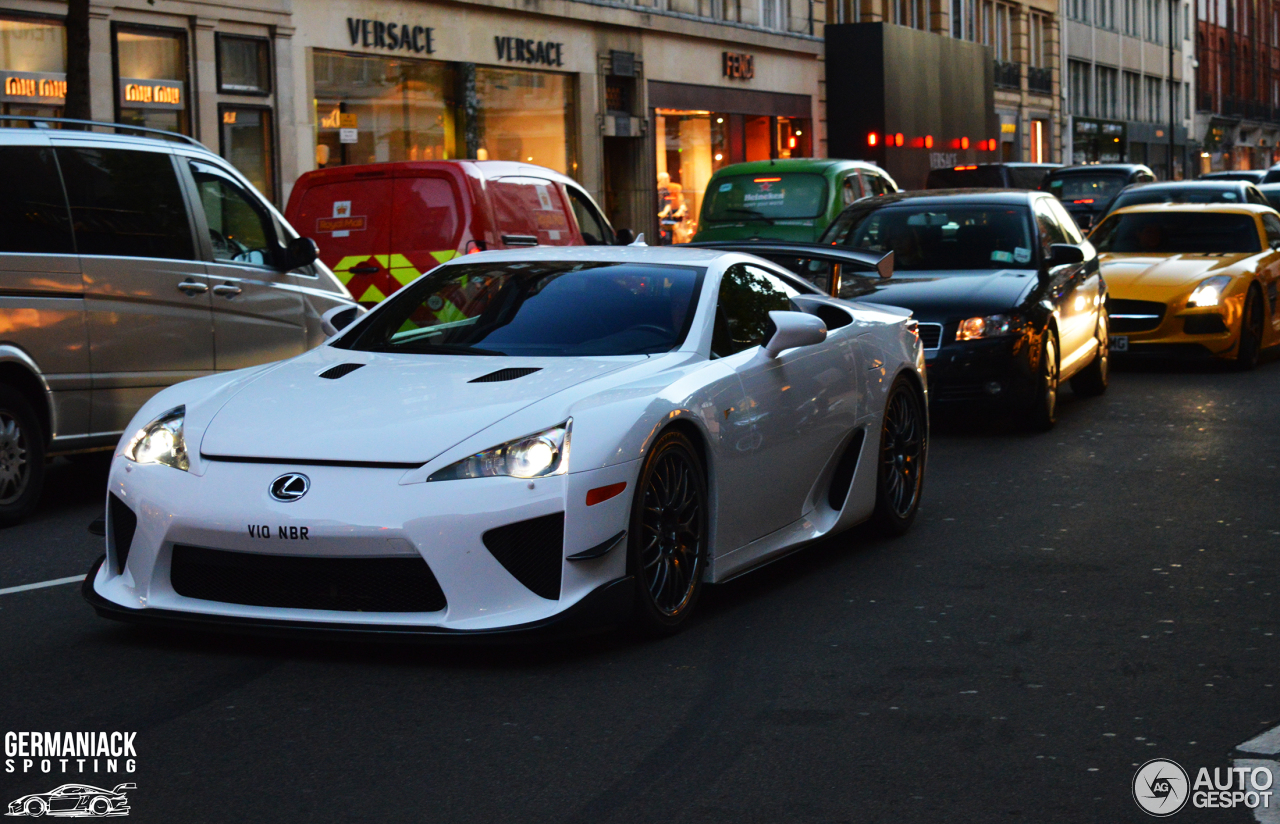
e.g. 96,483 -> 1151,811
285,161 -> 628,306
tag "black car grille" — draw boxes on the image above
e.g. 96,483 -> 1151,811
482,513 -> 565,600
1183,314 -> 1228,335
108,493 -> 137,575
169,546 -> 447,612
1108,299 -> 1166,333
917,323 -> 943,350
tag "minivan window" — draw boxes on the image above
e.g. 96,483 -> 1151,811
56,147 -> 194,260
566,187 -> 611,245
703,173 -> 827,222
0,146 -> 74,254
338,262 -> 704,357
190,160 -> 276,265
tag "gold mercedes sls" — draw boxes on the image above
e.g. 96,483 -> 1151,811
1090,202 -> 1280,368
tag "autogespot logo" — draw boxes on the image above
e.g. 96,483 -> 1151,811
269,473 -> 310,502
1134,759 -> 1190,817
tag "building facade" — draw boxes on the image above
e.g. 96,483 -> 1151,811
1195,0 -> 1280,173
824,0 -> 1062,166
0,0 -> 825,241
1061,0 -> 1194,177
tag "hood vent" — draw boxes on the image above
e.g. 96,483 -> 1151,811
469,367 -> 542,383
319,363 -> 365,380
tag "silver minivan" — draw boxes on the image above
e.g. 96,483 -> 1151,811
0,119 -> 361,523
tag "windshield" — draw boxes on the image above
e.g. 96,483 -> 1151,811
337,262 -> 704,357
703,174 -> 827,222
832,205 -> 1036,271
1109,187 -> 1244,210
1045,174 -> 1128,204
1091,212 -> 1261,254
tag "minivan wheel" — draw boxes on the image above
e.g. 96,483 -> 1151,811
0,385 -> 45,525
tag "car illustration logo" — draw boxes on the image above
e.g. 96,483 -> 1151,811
7,783 -> 135,817
269,473 -> 310,502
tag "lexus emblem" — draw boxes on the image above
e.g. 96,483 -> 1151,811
269,473 -> 310,502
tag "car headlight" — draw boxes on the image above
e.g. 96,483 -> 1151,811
124,406 -> 189,471
1187,275 -> 1233,308
427,420 -> 570,482
956,314 -> 1018,341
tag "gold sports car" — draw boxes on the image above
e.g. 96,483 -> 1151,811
1090,202 -> 1280,368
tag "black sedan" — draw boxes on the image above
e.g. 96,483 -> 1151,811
1042,163 -> 1157,230
697,190 -> 1109,430
1098,180 -> 1271,221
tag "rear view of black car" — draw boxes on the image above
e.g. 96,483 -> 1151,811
1042,163 -> 1157,230
926,163 -> 1060,190
818,191 -> 1110,430
1098,180 -> 1270,222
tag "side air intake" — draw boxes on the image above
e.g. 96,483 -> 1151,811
319,363 -> 365,380
469,367 -> 542,383
828,429 -> 866,511
482,513 -> 564,599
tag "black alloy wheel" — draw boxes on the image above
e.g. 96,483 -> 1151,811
1234,284 -> 1265,371
1070,309 -> 1110,397
0,385 -> 44,526
628,430 -> 708,635
1027,330 -> 1059,432
870,377 -> 927,536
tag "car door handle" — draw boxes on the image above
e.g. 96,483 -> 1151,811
212,284 -> 243,298
347,266 -> 380,275
176,280 -> 208,296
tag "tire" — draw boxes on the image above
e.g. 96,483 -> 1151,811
89,796 -> 111,816
0,384 -> 45,526
25,798 -> 46,817
1233,283 -> 1264,371
627,430 -> 708,636
1025,329 -> 1060,432
869,377 -> 927,536
1070,309 -> 1110,398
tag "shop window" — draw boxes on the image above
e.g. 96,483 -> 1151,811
314,51 -> 458,168
1,17 -> 67,121
475,67 -> 577,176
115,27 -> 189,135
220,106 -> 275,202
776,117 -> 810,158
744,116 -> 770,162
654,110 -> 729,244
56,147 -> 194,260
217,35 -> 270,95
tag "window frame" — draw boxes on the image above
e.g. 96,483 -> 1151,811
563,183 -> 614,246
215,33 -> 273,97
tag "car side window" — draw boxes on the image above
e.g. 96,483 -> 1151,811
190,160 -> 277,266
1248,188 -> 1269,206
841,175 -> 861,206
1046,197 -> 1086,244
0,145 -> 75,255
56,147 -> 195,260
565,186 -> 611,245
1033,198 -> 1069,260
712,263 -> 800,358
1262,214 -> 1280,248
865,173 -> 889,196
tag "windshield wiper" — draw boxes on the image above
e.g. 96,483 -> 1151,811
373,343 -> 506,356
724,207 -> 775,224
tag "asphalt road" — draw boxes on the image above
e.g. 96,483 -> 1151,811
2,357 -> 1277,823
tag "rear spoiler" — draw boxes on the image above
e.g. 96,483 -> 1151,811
683,241 -> 893,279
111,784 -> 136,794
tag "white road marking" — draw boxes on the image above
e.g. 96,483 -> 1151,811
0,574 -> 86,596
1240,725 -> 1280,756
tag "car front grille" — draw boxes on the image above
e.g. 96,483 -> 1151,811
1183,314 -> 1228,335
482,513 -> 565,600
1108,299 -> 1166,333
169,545 -> 447,612
917,323 -> 943,350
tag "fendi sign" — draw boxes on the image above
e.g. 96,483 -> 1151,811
346,17 -> 435,54
722,52 -> 755,80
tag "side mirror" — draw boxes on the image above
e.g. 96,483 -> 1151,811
763,310 -> 827,358
284,237 -> 319,270
321,304 -> 364,337
1048,243 -> 1085,267
614,228 -> 635,245
876,249 -> 894,279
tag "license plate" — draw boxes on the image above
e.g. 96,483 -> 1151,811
1109,336 -> 1129,353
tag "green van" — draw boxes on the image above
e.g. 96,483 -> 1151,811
689,159 -> 899,243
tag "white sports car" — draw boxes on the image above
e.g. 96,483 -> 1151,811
85,246 -> 927,637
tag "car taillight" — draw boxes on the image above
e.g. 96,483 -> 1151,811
464,239 -> 487,254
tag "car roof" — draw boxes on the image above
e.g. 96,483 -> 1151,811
708,158 -> 883,177
442,244 -> 744,266
1109,202 -> 1272,216
294,159 -> 583,188
1120,180 -> 1250,191
1047,164 -> 1150,176
854,188 -> 1041,206
0,125 -> 215,154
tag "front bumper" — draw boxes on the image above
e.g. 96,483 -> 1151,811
924,332 -> 1038,408
86,456 -> 639,637
1110,292 -> 1244,359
